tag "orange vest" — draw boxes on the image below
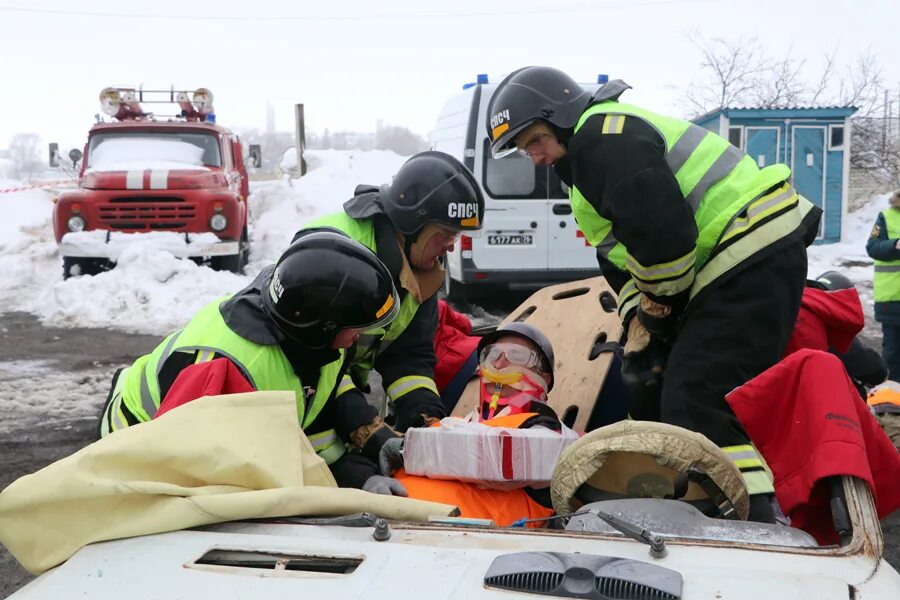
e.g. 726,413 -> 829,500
395,413 -> 556,527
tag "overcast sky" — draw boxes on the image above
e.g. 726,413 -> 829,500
1,0 -> 898,150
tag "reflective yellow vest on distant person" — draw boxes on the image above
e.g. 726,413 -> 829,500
873,209 -> 900,303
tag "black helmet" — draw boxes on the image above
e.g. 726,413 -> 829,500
816,271 -> 854,291
378,151 -> 485,235
478,322 -> 555,390
487,66 -> 591,158
261,229 -> 400,349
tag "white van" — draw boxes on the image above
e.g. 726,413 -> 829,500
432,74 -> 602,300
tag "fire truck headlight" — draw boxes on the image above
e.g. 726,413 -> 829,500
209,213 -> 228,232
67,215 -> 86,232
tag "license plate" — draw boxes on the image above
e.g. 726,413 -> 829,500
487,233 -> 533,246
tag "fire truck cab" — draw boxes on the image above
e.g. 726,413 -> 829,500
50,87 -> 259,278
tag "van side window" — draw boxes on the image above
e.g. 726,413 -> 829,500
544,168 -> 569,199
481,139 -> 570,200
483,151 -> 536,198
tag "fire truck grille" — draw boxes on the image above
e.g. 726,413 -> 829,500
99,198 -> 197,230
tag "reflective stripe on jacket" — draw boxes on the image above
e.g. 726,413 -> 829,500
570,101 -> 814,319
110,298 -> 346,463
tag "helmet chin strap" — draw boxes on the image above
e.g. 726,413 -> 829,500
479,365 -> 549,421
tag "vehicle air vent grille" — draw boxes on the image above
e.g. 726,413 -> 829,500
99,199 -> 196,229
596,577 -> 677,599
192,549 -> 363,575
484,552 -> 682,600
485,571 -> 564,593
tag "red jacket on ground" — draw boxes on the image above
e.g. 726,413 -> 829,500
155,358 -> 255,418
433,300 -> 480,393
784,287 -> 864,357
726,349 -> 900,544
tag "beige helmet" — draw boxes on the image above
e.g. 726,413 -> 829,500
551,421 -> 751,520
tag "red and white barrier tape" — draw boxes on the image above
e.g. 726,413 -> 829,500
0,180 -> 74,194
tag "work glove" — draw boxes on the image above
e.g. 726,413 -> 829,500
621,315 -> 669,389
362,475 -> 408,497
378,437 -> 405,476
636,296 -> 678,344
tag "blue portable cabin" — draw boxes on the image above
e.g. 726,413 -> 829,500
693,106 -> 857,243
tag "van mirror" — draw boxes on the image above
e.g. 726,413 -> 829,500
68,148 -> 83,165
49,143 -> 60,168
248,144 -> 262,169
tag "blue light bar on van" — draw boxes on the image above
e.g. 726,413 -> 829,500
597,74 -> 609,84
463,74 -> 490,89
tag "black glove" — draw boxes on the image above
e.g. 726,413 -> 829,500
621,337 -> 669,388
636,297 -> 678,344
362,475 -> 408,496
621,315 -> 670,389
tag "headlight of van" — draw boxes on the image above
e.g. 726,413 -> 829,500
209,213 -> 228,232
67,215 -> 86,232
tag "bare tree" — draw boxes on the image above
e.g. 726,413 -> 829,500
751,45 -> 809,108
8,133 -> 43,181
375,125 -> 428,156
681,35 -> 897,179
681,33 -> 766,116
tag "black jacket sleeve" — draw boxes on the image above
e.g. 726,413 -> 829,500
836,338 -> 888,388
377,293 -> 446,431
866,212 -> 900,261
568,114 -> 698,312
328,452 -> 380,489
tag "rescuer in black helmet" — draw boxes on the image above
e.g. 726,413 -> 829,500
99,230 -> 410,496
294,151 -> 486,450
488,65 -> 823,523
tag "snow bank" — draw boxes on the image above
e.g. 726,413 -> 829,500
0,150 -> 406,335
248,149 -> 408,269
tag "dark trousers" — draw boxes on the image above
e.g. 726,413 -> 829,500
631,241 -> 808,449
882,323 -> 900,381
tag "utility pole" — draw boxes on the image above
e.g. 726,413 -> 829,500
883,89 -> 889,158
294,103 -> 307,177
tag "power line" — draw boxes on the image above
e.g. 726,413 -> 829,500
0,0 -> 710,22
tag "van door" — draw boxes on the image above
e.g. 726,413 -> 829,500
545,169 -> 597,270
475,139 -> 549,271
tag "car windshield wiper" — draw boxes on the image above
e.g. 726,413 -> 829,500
588,509 -> 668,559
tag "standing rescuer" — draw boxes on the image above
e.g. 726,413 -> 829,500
487,66 -> 822,522
296,151 -> 485,463
98,230 -> 410,495
866,190 -> 900,380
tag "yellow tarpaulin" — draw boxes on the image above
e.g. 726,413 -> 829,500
0,391 -> 457,574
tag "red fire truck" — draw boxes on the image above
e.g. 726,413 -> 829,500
50,87 -> 259,278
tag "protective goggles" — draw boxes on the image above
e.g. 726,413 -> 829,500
516,132 -> 553,158
479,342 -> 546,373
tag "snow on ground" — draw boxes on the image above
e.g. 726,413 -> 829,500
0,150 -> 408,335
0,156 -> 893,337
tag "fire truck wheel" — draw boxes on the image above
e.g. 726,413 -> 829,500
62,257 -> 114,279
210,234 -> 248,274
